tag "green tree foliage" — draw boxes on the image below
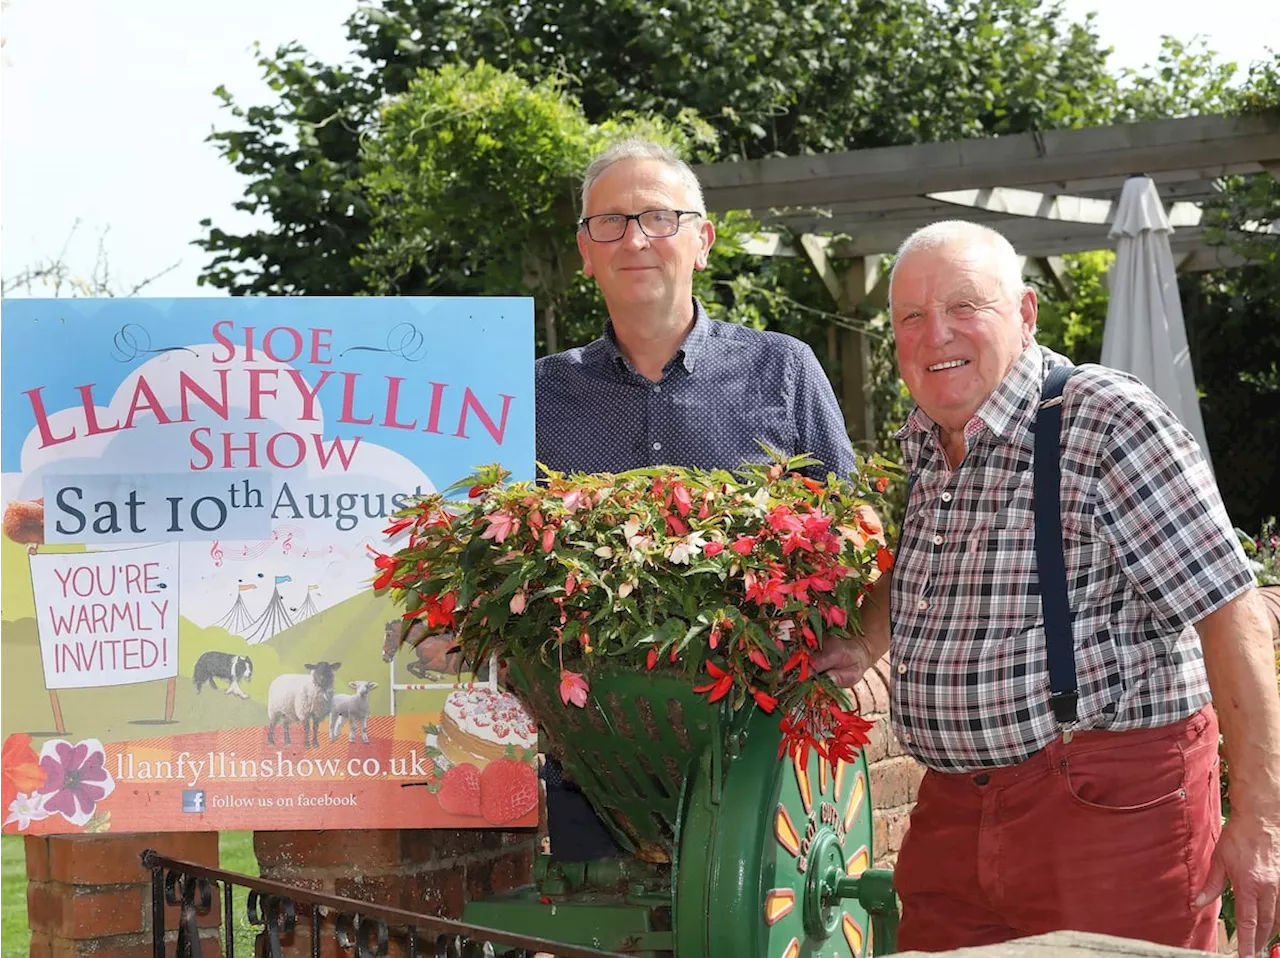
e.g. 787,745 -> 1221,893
354,61 -> 761,350
1032,250 -> 1113,364
195,0 -> 1134,297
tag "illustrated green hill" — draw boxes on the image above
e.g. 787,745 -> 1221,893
0,537 -> 443,745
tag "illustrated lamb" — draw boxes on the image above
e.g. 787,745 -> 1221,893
330,680 -> 378,744
266,661 -> 341,748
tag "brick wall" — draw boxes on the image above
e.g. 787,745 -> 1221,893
850,653 -> 923,869
248,828 -> 536,958
24,832 -> 220,958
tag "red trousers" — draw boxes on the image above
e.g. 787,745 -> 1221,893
895,706 -> 1222,951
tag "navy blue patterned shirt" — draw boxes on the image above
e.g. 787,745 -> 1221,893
535,299 -> 857,480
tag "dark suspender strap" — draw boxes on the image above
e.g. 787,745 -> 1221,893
1034,364 -> 1079,728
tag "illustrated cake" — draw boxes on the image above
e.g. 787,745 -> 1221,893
437,686 -> 539,766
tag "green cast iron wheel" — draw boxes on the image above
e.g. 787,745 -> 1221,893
675,708 -> 875,958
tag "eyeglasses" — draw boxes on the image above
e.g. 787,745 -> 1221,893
579,209 -> 703,243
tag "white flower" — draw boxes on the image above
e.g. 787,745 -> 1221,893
5,792 -> 50,830
594,545 -> 614,559
749,488 -> 771,510
617,579 -> 636,599
667,532 -> 706,565
622,515 -> 642,542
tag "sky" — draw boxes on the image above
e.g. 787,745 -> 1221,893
1,0 -> 1277,299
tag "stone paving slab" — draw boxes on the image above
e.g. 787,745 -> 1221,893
892,931 -> 1215,958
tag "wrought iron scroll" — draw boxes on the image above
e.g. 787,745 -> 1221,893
142,850 -> 626,958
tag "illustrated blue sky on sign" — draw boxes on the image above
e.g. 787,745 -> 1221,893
1,297 -> 534,630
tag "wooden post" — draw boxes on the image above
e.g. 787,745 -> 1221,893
838,256 -> 884,446
797,237 -> 885,445
48,690 -> 66,734
164,677 -> 177,722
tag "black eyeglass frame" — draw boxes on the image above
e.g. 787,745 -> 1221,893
578,209 -> 704,242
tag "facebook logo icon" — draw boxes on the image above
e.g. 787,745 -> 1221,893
181,790 -> 206,814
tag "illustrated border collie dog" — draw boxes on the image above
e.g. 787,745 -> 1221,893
193,651 -> 253,699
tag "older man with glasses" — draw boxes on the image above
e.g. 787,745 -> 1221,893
534,137 -> 862,860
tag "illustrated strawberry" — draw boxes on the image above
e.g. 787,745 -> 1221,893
480,757 -> 539,825
433,763 -> 482,816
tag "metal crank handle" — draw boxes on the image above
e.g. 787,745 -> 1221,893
822,867 -> 901,955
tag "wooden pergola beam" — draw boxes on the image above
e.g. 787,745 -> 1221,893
697,114 -> 1280,212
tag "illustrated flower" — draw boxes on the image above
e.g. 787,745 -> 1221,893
5,792 -> 50,830
36,738 -> 115,827
559,670 -> 589,708
2,733 -> 47,816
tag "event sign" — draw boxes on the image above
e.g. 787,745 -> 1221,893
0,297 -> 538,834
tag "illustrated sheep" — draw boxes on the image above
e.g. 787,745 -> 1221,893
330,680 -> 378,744
266,661 -> 341,748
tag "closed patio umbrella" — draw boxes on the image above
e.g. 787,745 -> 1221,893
1101,175 -> 1213,472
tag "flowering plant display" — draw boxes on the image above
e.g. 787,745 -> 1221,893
373,451 -> 899,767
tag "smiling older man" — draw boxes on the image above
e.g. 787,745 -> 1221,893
813,220 -> 1280,955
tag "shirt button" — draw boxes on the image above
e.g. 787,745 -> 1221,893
917,598 -> 930,611
932,534 -> 943,545
903,733 -> 913,744
897,663 -> 907,675
941,492 -> 953,503
652,441 -> 662,451
652,385 -> 661,394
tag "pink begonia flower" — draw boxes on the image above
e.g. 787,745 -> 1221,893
5,792 -> 50,830
509,591 -> 528,615
559,670 -> 589,708
561,489 -> 590,513
37,738 -> 115,827
481,511 -> 520,543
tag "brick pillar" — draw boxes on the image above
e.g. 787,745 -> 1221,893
850,653 -> 923,869
253,828 -> 536,957
26,832 -> 220,958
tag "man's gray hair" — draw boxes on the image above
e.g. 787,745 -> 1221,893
889,220 -> 1027,302
579,137 -> 706,215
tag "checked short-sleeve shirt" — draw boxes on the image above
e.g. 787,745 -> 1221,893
889,344 -> 1254,772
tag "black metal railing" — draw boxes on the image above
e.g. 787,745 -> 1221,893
142,851 -> 630,958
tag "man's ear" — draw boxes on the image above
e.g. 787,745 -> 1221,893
1019,286 -> 1038,345
577,230 -> 594,278
694,218 -> 716,271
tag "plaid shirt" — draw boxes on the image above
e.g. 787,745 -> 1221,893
889,345 -> 1254,772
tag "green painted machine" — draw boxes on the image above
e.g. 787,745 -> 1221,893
463,664 -> 899,957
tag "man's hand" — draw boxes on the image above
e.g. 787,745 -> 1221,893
811,633 -> 876,689
1196,590 -> 1280,958
1196,809 -> 1280,957
811,565 -> 893,688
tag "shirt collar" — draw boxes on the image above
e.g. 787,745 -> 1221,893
894,344 -> 1044,443
591,298 -> 709,375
